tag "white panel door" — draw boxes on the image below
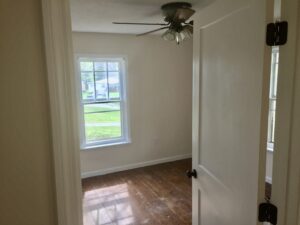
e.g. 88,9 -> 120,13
192,0 -> 273,224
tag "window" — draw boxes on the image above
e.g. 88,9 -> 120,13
77,57 -> 129,149
267,48 -> 279,151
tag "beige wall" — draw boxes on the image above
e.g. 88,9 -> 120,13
0,1 -> 57,225
72,32 -> 193,175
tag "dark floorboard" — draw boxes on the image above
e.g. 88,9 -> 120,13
82,158 -> 272,225
82,159 -> 192,225
265,182 -> 272,200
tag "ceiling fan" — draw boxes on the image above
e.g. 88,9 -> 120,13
113,2 -> 195,44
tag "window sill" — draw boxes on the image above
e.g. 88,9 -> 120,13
81,140 -> 131,151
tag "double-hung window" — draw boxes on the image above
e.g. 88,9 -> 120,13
77,57 -> 129,149
267,48 -> 279,151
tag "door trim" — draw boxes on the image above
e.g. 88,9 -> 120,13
41,0 -> 83,225
272,0 -> 300,224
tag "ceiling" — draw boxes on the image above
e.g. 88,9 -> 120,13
70,0 -> 213,34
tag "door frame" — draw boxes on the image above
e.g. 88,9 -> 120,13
41,0 -> 83,225
40,0 -> 300,225
272,0 -> 300,224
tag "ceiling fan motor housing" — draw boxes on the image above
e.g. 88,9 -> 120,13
161,2 -> 193,23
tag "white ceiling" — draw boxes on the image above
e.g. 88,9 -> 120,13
70,0 -> 213,34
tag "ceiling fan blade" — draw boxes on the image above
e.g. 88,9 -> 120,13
113,22 -> 169,26
173,8 -> 195,22
137,26 -> 169,36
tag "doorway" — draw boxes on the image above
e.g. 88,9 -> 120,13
69,1 -> 195,225
41,0 -> 300,224
265,47 -> 279,200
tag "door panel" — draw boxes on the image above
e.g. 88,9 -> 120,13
192,0 -> 272,224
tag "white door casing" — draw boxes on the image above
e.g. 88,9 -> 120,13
42,0 -> 83,225
272,0 -> 300,224
192,0 -> 273,224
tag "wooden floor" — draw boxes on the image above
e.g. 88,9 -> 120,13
82,159 -> 192,225
265,182 -> 272,200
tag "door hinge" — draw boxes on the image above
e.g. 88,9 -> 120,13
266,21 -> 288,46
258,202 -> 278,224
186,169 -> 197,179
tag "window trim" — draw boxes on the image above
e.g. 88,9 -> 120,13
75,54 -> 130,150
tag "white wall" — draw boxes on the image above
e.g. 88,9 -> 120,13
72,32 -> 193,176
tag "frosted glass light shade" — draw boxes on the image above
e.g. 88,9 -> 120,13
162,29 -> 176,41
175,32 -> 183,44
161,25 -> 193,44
181,25 -> 193,40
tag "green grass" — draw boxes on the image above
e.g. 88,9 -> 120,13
110,92 -> 120,98
84,111 -> 120,123
84,104 -> 121,141
86,126 -> 121,141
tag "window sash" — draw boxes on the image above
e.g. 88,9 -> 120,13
77,57 -> 128,148
80,60 -> 121,103
82,102 -> 123,143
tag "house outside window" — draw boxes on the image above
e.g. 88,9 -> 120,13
267,48 -> 279,151
76,56 -> 130,149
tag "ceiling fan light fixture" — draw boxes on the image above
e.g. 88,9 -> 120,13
162,29 -> 176,41
180,25 -> 193,40
116,2 -> 195,45
173,8 -> 196,23
162,26 -> 193,44
175,32 -> 183,44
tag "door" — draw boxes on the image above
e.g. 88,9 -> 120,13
192,0 -> 273,224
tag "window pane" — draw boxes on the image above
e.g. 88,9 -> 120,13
267,110 -> 276,143
81,72 -> 95,102
275,51 -> 279,63
270,51 -> 279,98
80,62 -> 93,71
95,72 -> 108,100
267,99 -> 276,143
108,72 -> 120,100
108,62 -> 119,71
273,62 -> 278,97
84,103 -> 122,142
269,99 -> 276,111
94,62 -> 106,71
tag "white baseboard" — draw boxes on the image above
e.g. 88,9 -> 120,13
266,176 -> 273,184
81,153 -> 192,179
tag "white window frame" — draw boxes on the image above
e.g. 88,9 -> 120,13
75,55 -> 130,150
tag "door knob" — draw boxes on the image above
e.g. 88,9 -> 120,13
186,169 -> 197,178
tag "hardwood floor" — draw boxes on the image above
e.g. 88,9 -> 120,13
82,159 -> 192,225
